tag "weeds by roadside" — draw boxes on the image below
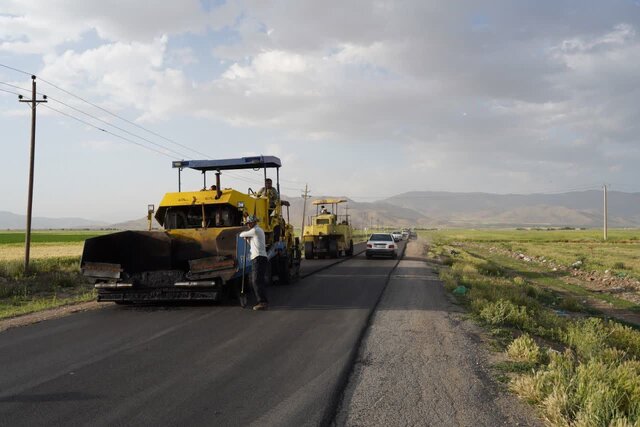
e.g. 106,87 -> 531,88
0,256 -> 94,319
428,233 -> 640,426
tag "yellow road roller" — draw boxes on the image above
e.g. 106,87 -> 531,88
302,199 -> 354,259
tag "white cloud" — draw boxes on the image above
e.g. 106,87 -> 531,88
4,0 -> 640,209
0,0 -> 213,53
38,36 -> 173,112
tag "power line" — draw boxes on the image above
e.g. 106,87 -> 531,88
1,63 -> 305,192
37,76 -> 212,158
42,104 -> 175,159
0,63 -> 210,158
1,79 -> 196,159
46,96 -> 193,159
0,63 -> 32,76
0,81 -> 31,93
0,87 -> 20,96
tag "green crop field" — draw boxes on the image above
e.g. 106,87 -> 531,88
421,228 -> 640,280
420,228 -> 640,243
0,230 -> 108,245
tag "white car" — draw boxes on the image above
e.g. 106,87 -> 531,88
366,233 -> 398,259
391,231 -> 402,241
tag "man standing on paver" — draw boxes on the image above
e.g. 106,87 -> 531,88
240,215 -> 269,310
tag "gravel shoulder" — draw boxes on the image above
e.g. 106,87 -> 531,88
334,240 -> 542,426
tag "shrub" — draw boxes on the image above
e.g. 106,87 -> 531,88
478,299 -> 534,329
558,296 -> 584,312
608,322 -> 640,359
564,318 -> 610,360
478,261 -> 504,277
507,334 -> 542,363
513,276 -> 526,286
613,261 -> 627,270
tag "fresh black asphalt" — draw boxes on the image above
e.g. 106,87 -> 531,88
0,242 -> 404,426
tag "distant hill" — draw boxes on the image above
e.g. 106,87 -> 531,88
108,217 -> 162,230
0,211 -> 108,230
281,196 -> 430,229
3,190 -> 639,229
384,190 -> 640,227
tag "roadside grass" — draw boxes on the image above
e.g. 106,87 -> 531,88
424,229 -> 640,426
0,256 -> 94,319
0,232 -> 98,319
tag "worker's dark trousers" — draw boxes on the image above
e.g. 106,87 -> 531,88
251,256 -> 269,303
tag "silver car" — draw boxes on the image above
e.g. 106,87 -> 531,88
366,233 -> 398,259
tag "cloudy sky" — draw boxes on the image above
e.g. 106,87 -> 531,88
1,0 -> 640,222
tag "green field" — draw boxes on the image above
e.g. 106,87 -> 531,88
0,230 -> 108,245
422,228 -> 640,426
421,228 -> 640,280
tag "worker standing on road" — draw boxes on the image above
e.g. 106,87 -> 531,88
240,215 -> 269,311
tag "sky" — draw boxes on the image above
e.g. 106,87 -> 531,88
1,0 -> 640,222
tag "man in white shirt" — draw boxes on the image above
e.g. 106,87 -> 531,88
239,215 -> 269,310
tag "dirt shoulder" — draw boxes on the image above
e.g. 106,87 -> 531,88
0,300 -> 102,333
334,240 -> 541,426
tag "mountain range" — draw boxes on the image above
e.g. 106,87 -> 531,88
2,190 -> 637,230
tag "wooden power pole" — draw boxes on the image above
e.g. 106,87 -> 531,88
603,184 -> 608,241
18,76 -> 47,273
301,184 -> 311,238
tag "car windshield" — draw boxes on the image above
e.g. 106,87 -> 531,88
370,234 -> 392,241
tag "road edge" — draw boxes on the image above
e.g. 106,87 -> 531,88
322,240 -> 409,426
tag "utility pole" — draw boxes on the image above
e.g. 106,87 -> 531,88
301,184 -> 311,239
603,184 -> 608,241
18,76 -> 47,273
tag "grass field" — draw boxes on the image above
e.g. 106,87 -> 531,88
0,230 -> 108,244
421,228 -> 640,426
422,228 -> 640,280
0,231 -> 103,319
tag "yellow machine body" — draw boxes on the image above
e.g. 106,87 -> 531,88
303,199 -> 354,258
80,156 -> 301,303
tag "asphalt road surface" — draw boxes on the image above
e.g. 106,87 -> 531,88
0,241 -> 401,427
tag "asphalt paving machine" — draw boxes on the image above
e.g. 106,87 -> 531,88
302,199 -> 354,258
81,156 -> 301,303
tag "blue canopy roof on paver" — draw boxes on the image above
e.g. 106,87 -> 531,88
172,156 -> 282,171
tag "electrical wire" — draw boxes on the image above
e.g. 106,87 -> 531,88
46,96 -> 193,159
0,63 -> 209,158
0,67 -> 305,190
0,81 -> 31,93
37,76 -> 212,158
42,104 -> 176,159
0,87 -> 20,96
0,63 -> 32,76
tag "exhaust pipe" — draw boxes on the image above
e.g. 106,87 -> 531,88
216,171 -> 222,199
